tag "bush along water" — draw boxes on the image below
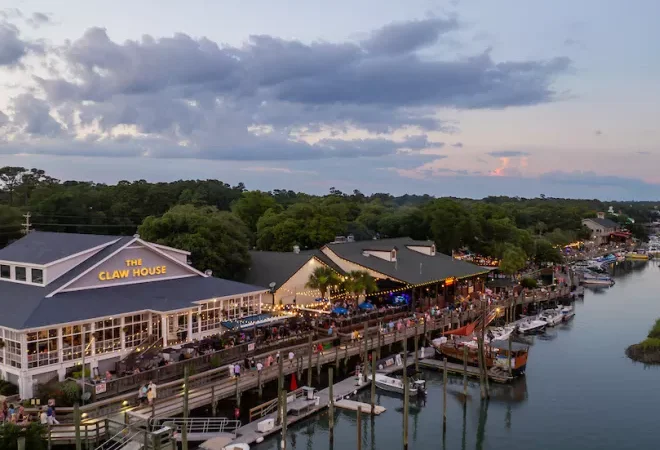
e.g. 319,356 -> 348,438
626,318 -> 660,364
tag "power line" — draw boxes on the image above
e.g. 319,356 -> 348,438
22,212 -> 31,235
32,223 -> 138,228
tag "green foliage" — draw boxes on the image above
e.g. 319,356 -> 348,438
499,246 -> 527,275
35,380 -> 81,407
71,368 -> 91,379
305,266 -> 341,300
0,380 -> 18,396
0,422 -> 47,450
534,239 -> 563,264
231,190 -> 278,233
0,205 -> 22,248
210,355 -> 222,368
520,277 -> 538,289
342,270 -> 377,304
138,204 -> 251,280
639,337 -> 660,351
647,319 -> 660,340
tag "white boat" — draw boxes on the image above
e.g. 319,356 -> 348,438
538,310 -> 563,327
374,373 -> 423,395
560,305 -> 575,322
487,325 -> 515,342
582,274 -> 615,286
515,318 -> 546,334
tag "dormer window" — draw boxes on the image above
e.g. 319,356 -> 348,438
431,244 -> 436,256
0,264 -> 9,279
391,249 -> 397,261
32,268 -> 44,284
15,266 -> 26,282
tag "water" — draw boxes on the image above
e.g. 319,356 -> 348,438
253,261 -> 660,450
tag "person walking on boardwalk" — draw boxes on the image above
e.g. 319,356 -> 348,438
148,380 -> 157,401
234,363 -> 241,378
288,350 -> 295,368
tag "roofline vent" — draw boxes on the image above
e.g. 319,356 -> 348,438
205,269 -> 213,276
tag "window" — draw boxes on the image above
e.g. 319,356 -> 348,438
200,301 -> 223,332
124,314 -> 149,349
15,266 -> 26,281
95,318 -> 121,354
27,329 -> 59,368
0,265 -> 9,279
62,324 -> 92,361
31,268 -> 43,284
3,330 -> 22,368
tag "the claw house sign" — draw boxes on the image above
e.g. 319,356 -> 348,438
98,258 -> 167,281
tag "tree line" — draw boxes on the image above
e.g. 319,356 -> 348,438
0,166 -> 654,281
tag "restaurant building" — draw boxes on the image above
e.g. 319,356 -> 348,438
247,237 -> 489,306
0,232 -> 266,399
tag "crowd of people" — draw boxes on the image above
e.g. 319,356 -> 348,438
0,399 -> 60,427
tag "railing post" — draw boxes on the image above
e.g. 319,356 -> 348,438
307,334 -> 313,387
74,403 -> 82,450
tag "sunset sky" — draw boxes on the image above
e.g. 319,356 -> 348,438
1,0 -> 659,199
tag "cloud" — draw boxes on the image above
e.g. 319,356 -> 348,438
0,21 -> 29,66
486,150 -> 530,158
637,151 -> 650,155
361,17 -> 459,55
594,129 -> 603,136
0,16 -> 570,162
240,166 -> 317,175
539,171 -> 656,190
26,12 -> 52,28
452,142 -> 463,148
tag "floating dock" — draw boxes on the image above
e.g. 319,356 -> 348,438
335,399 -> 386,415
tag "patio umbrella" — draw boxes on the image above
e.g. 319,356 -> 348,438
290,373 -> 298,391
331,307 -> 348,315
358,302 -> 375,310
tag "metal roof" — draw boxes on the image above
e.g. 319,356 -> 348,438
583,217 -> 619,230
324,237 -> 486,285
244,249 -> 344,290
0,231 -> 120,264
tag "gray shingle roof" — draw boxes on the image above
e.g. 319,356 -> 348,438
324,237 -> 487,285
244,249 -> 344,290
0,234 -> 267,329
0,231 -> 121,264
585,217 -> 619,229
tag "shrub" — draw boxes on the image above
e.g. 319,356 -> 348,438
520,278 -> 538,289
34,380 -> 81,407
648,319 -> 660,339
0,422 -> 47,450
0,380 -> 18,396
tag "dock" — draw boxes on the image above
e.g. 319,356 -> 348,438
335,399 -> 385,415
418,358 -> 512,383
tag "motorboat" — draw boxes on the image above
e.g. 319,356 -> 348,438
487,325 -> 515,342
538,309 -> 563,327
374,373 -> 424,395
582,274 -> 615,286
560,305 -> 575,322
626,252 -> 649,261
432,336 -> 530,376
514,318 -> 547,335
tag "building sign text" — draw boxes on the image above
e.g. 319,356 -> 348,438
98,258 -> 167,281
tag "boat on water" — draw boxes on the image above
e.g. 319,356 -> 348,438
538,309 -> 563,327
374,373 -> 425,395
487,325 -> 515,342
626,252 -> 650,261
560,305 -> 575,321
432,336 -> 530,376
514,317 -> 547,334
582,273 -> 615,286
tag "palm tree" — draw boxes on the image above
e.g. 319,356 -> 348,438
306,266 -> 340,300
343,270 -> 377,306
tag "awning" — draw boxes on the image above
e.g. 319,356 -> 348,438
221,313 -> 285,330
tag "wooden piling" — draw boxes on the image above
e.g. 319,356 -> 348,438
257,369 -> 262,400
316,349 -> 321,379
182,366 -> 189,450
403,336 -> 409,450
235,376 -> 241,408
508,334 -> 513,377
363,323 -> 368,363
280,389 -> 288,450
277,354 -> 284,425
307,334 -> 313,386
414,334 -> 419,373
462,345 -> 468,398
74,403 -> 82,450
443,357 -> 448,430
335,345 -> 339,370
371,351 -> 376,414
357,406 -> 362,450
328,367 -> 335,435
376,324 -> 382,360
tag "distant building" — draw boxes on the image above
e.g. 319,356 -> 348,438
582,212 -> 621,245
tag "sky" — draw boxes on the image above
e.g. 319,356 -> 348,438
1,0 -> 660,200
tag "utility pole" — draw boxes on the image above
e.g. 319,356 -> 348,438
22,212 -> 31,234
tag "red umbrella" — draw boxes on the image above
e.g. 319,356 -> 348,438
290,373 -> 298,391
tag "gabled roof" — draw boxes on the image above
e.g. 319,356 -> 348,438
0,233 -> 267,329
244,249 -> 344,290
0,231 -> 120,265
583,217 -> 619,229
324,237 -> 487,285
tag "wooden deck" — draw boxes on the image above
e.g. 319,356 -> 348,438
418,358 -> 512,383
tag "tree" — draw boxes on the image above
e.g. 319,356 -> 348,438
305,266 -> 341,300
499,246 -> 527,276
342,270 -> 377,305
0,166 -> 28,206
0,206 -> 22,248
534,239 -> 563,264
231,190 -> 278,233
138,204 -> 251,280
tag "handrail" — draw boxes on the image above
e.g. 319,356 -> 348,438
248,387 -> 305,422
149,417 -> 241,436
